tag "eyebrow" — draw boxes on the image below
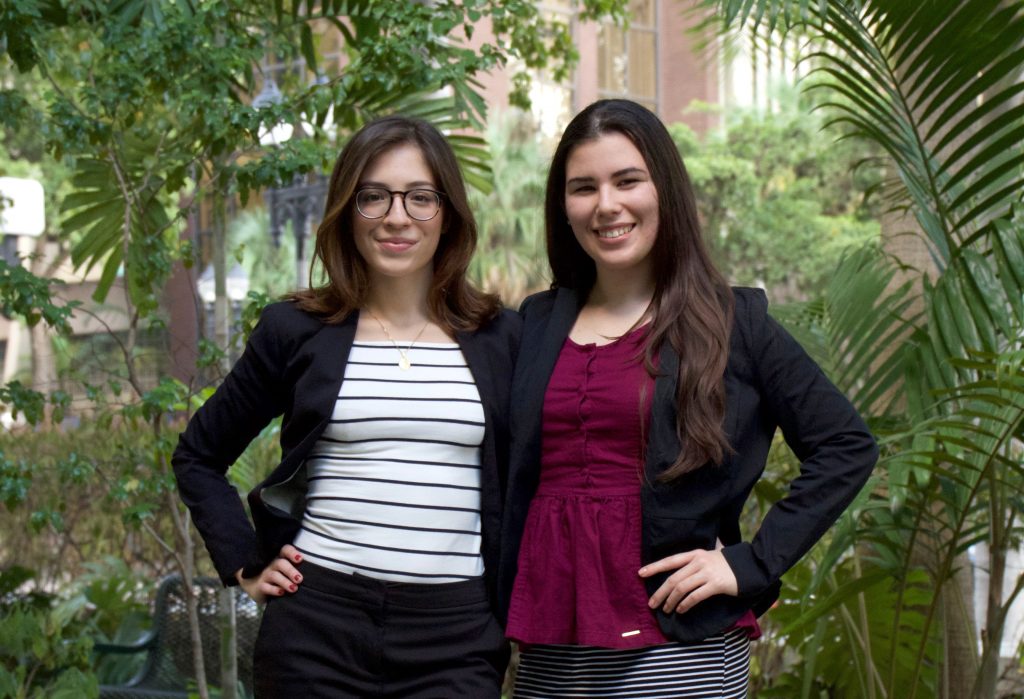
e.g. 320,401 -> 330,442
566,167 -> 648,186
359,180 -> 437,190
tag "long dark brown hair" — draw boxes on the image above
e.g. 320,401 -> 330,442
291,115 -> 499,331
546,99 -> 735,479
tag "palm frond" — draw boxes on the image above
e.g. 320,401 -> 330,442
704,0 -> 1024,266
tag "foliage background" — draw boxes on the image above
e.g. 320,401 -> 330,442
1,0 -> 1023,697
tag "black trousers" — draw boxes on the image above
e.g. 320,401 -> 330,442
252,561 -> 509,698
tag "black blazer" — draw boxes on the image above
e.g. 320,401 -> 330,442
498,287 -> 878,642
172,301 -> 521,609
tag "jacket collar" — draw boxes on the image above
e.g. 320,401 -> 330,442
316,308 -> 360,399
513,287 -> 585,445
456,325 -> 496,425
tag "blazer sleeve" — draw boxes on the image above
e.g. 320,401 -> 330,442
171,303 -> 292,585
721,290 -> 879,598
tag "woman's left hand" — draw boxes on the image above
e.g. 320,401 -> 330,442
638,549 -> 739,614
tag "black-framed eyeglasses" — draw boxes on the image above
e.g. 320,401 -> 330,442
355,187 -> 444,222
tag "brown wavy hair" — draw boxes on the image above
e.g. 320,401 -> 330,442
545,99 -> 735,479
290,115 -> 499,331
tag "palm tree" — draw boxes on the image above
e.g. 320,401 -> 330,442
468,111 -> 550,305
697,1 -> 1024,696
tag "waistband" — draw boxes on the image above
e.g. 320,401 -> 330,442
297,559 -> 489,609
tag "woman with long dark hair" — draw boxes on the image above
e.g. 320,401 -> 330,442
173,115 -> 518,698
498,99 -> 877,697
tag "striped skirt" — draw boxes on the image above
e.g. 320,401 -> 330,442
513,627 -> 750,698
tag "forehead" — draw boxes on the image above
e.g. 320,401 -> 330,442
565,132 -> 646,178
360,142 -> 436,185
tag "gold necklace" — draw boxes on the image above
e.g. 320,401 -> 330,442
365,310 -> 430,371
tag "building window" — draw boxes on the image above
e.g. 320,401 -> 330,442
598,0 -> 657,111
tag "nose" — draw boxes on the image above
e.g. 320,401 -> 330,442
596,185 -> 620,216
383,192 -> 411,225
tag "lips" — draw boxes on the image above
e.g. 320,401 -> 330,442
376,237 -> 416,252
595,223 -> 635,239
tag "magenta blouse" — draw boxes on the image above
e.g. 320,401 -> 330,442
506,325 -> 760,649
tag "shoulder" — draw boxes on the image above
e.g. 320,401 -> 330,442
517,288 -> 559,319
490,306 -> 524,333
458,307 -> 521,372
731,286 -> 769,321
725,287 -> 777,371
467,306 -> 522,345
730,286 -> 771,343
249,300 -> 330,350
259,300 -> 327,327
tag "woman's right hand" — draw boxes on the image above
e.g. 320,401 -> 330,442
235,544 -> 304,604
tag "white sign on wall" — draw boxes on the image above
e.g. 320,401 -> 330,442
0,177 -> 45,237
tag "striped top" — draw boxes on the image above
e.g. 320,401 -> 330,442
291,341 -> 485,583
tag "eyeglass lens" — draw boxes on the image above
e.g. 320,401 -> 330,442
356,188 -> 440,221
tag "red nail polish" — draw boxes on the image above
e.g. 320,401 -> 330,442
294,575 -> 302,583
289,584 -> 297,592
294,555 -> 302,562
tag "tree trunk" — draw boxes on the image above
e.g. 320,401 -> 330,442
942,559 -> 979,699
880,190 -> 984,699
977,538 -> 1004,699
219,586 -> 238,699
29,235 -> 57,420
168,491 -> 210,699
211,195 -> 230,374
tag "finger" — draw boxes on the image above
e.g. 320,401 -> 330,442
647,575 -> 678,608
268,558 -> 303,585
648,567 -> 697,610
259,579 -> 289,598
663,573 -> 704,612
262,568 -> 300,593
676,583 -> 715,613
279,544 -> 304,565
638,551 -> 696,577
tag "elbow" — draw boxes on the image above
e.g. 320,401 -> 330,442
861,430 -> 880,477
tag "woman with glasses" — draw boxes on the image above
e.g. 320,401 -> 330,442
497,99 -> 877,697
173,115 -> 519,698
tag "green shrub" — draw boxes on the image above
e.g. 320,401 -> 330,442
0,567 -> 98,699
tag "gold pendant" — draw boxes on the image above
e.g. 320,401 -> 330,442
398,354 -> 411,371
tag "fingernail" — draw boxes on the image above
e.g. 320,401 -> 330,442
278,588 -> 285,595
289,584 -> 297,592
294,555 -> 302,562
294,575 -> 302,583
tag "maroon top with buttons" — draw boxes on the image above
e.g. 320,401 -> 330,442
506,325 -> 760,649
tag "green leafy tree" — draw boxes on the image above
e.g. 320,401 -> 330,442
697,1 -> 1024,697
1,2 -> 629,697
670,97 -> 882,300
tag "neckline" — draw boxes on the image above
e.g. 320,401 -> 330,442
566,322 -> 650,350
353,340 -> 459,347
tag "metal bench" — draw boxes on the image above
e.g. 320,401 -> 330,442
94,575 -> 260,698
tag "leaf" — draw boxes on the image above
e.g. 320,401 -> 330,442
300,23 -> 317,74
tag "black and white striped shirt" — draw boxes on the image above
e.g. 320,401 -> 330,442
292,341 -> 485,583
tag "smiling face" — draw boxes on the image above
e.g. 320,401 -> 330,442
563,131 -> 659,282
352,142 -> 443,287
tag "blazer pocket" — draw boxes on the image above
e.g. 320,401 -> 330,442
643,514 -> 718,563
